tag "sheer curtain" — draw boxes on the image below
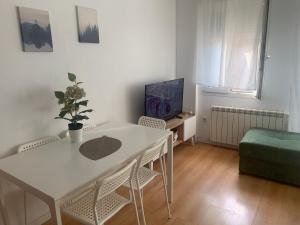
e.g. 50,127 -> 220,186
289,3 -> 300,132
196,0 -> 268,93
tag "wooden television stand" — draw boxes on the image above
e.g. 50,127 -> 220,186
166,112 -> 196,147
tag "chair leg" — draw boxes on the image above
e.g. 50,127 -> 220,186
159,157 -> 171,219
129,188 -> 133,201
141,189 -> 144,202
162,155 -> 168,185
137,185 -> 147,225
130,183 -> 141,225
148,161 -> 154,170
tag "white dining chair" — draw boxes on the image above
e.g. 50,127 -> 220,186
62,159 -> 140,225
63,123 -> 97,138
17,136 -> 60,153
123,139 -> 171,225
17,136 -> 60,225
138,116 -> 167,170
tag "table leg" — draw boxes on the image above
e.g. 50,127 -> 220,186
48,200 -> 62,225
0,182 -> 9,225
166,133 -> 173,203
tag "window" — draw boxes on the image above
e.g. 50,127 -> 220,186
196,0 -> 269,98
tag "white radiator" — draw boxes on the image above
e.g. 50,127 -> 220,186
210,106 -> 289,147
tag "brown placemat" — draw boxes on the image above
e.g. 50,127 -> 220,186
79,136 -> 122,160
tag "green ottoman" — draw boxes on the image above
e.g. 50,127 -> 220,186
239,128 -> 300,186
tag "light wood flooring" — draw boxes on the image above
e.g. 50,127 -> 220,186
44,144 -> 300,225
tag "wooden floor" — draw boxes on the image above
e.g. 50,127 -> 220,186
44,144 -> 300,225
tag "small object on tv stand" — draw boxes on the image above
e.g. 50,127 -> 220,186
166,112 -> 196,147
173,131 -> 179,143
176,115 -> 183,119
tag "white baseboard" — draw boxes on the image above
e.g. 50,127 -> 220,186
195,136 -> 210,144
195,136 -> 238,150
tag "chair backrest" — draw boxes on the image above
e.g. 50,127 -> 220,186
61,159 -> 137,211
138,139 -> 166,168
17,136 -> 60,153
63,124 -> 97,138
138,116 -> 166,130
83,123 -> 97,132
97,159 -> 137,199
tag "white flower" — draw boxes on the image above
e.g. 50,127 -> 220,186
65,86 -> 86,100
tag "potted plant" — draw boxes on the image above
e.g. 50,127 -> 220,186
54,73 -> 93,142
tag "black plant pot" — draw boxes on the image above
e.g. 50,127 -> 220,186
68,123 -> 83,131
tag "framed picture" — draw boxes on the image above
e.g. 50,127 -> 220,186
76,6 -> 100,44
17,7 -> 53,52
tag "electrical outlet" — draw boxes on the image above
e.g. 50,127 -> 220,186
202,117 -> 207,123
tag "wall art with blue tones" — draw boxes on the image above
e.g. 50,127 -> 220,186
17,7 -> 53,52
76,6 -> 100,44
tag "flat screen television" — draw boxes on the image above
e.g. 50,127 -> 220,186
145,78 -> 184,121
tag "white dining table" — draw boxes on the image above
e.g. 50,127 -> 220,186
0,121 -> 173,225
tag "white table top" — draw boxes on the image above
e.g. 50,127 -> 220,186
0,121 -> 170,201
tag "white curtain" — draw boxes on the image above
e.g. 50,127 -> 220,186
289,1 -> 300,132
196,0 -> 267,91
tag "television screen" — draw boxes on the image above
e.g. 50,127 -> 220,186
145,78 -> 184,120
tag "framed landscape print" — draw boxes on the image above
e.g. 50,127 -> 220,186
17,7 -> 53,52
76,6 -> 100,43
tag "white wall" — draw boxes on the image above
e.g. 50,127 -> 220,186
176,0 -> 300,141
176,0 -> 197,113
0,0 -> 176,224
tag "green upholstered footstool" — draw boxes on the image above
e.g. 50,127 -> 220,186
239,128 -> 300,186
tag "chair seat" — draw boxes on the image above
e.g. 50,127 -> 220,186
62,192 -> 130,225
123,167 -> 160,189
